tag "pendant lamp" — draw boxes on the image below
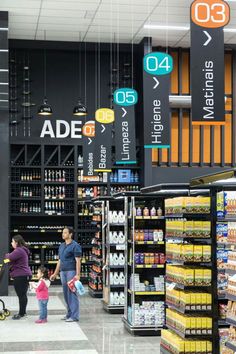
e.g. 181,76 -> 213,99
73,37 -> 87,116
38,31 -> 53,116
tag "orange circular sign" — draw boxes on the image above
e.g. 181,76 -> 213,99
82,120 -> 95,137
191,0 -> 230,28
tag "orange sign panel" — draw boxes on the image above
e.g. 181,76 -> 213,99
191,0 -> 230,28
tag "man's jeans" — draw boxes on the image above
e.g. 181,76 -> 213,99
60,270 -> 79,320
38,299 -> 48,320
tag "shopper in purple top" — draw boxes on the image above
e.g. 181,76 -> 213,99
5,235 -> 32,320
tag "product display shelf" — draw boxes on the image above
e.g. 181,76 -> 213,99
102,197 -> 127,313
225,341 -> 236,352
123,194 -> 166,336
78,202 -> 102,287
163,192 -> 218,353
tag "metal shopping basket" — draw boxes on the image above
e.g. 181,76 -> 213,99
0,263 -> 10,320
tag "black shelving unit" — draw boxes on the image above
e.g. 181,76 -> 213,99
9,144 -> 141,286
123,194 -> 166,335
101,196 -> 127,314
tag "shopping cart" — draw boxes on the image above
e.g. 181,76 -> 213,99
0,263 -> 10,320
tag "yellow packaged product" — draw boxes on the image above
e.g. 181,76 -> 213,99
193,245 -> 203,262
201,341 -> 207,353
201,317 -> 207,334
185,268 -> 194,286
190,317 -> 196,334
206,293 -> 212,310
206,341 -> 212,353
195,293 -> 202,309
203,269 -> 211,286
202,221 -> 211,238
190,293 -> 196,310
184,341 -> 191,353
196,317 -> 202,334
185,220 -> 194,237
190,341 -> 196,353
194,269 -> 204,286
206,318 -> 212,334
183,245 -> 194,261
202,245 -> 211,262
194,221 -> 203,238
195,341 -> 202,353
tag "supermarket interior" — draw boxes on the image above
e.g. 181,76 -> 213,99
1,0 -> 236,353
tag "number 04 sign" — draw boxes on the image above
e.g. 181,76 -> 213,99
143,52 -> 173,149
190,0 -> 230,125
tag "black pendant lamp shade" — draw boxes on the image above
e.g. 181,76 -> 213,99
38,98 -> 53,116
73,99 -> 87,116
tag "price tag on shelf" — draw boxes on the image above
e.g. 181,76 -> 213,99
40,230 -> 45,233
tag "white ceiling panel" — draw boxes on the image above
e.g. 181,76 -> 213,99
0,0 -> 235,46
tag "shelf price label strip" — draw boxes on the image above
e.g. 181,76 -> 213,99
190,0 -> 230,125
143,52 -> 173,149
114,88 -> 137,165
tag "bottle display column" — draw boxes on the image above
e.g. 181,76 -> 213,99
123,195 -> 165,335
102,197 -> 127,313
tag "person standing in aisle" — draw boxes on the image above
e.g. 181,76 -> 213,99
4,235 -> 32,320
50,227 -> 82,322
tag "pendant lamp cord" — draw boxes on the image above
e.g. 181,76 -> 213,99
166,0 -> 169,53
44,30 -> 47,100
84,41 -> 87,106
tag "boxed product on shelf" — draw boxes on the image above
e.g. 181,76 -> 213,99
166,265 -> 212,286
161,329 -> 212,354
217,191 -> 236,217
128,301 -> 165,327
218,272 -> 228,296
129,274 -> 164,292
226,251 -> 236,271
166,243 -> 211,262
227,275 -> 236,296
165,197 -> 210,215
166,308 -> 212,335
134,252 -> 165,265
166,219 -> 211,238
166,288 -> 212,311
217,222 -> 228,243
217,249 -> 228,269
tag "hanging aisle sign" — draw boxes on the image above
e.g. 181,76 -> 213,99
143,52 -> 173,149
114,88 -> 137,164
82,120 -> 96,177
94,108 -> 114,172
190,0 -> 230,125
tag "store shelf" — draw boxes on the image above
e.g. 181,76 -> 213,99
88,287 -> 103,298
77,182 -> 107,186
109,223 -> 125,226
134,264 -> 165,269
128,289 -> 165,296
109,265 -> 125,269
226,268 -> 236,276
166,301 -> 211,314
102,300 -> 124,314
81,261 -> 93,265
11,181 -> 41,184
218,217 -> 236,222
134,216 -> 165,220
225,341 -> 236,352
110,285 -> 125,289
165,213 -> 210,218
226,317 -> 236,326
166,278 -> 211,290
43,181 -> 74,185
128,240 -> 164,245
10,213 -> 74,217
11,197 -> 41,200
226,293 -> 236,301
166,259 -> 212,266
218,319 -> 228,327
122,317 -> 162,336
45,261 -> 58,264
166,323 -> 212,339
165,235 -> 211,242
218,293 -> 226,300
160,345 -> 173,354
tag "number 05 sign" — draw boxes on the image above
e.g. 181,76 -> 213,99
190,0 -> 230,125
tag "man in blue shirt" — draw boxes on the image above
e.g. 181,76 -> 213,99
50,227 -> 82,322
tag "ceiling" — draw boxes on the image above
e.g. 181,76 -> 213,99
1,0 -> 236,47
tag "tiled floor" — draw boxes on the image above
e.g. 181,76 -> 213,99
0,287 -> 161,353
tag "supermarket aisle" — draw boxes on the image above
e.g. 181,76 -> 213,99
0,287 -> 160,353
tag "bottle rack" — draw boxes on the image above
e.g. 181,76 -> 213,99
9,144 -> 141,286
161,195 -> 216,354
102,197 -> 127,313
88,202 -> 104,298
123,194 -> 165,335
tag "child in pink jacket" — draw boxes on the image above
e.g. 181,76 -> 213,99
30,266 -> 50,324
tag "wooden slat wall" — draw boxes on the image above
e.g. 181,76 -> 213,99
152,50 -> 233,167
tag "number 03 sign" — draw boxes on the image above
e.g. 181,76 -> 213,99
191,0 -> 230,28
190,0 -> 230,125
